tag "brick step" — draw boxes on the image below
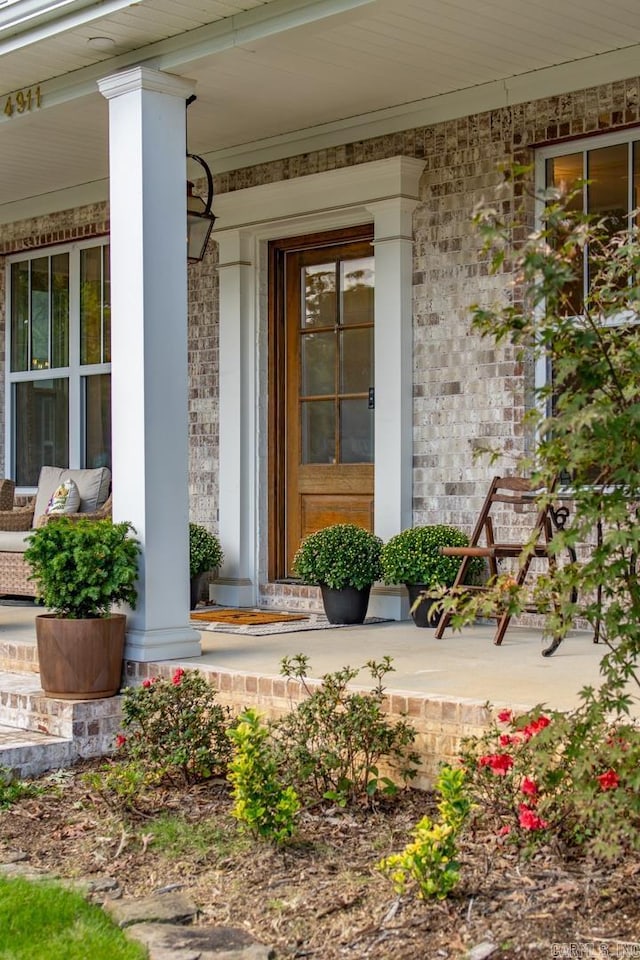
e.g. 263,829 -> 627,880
0,722 -> 73,779
0,669 -> 123,780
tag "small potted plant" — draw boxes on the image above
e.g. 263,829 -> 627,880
189,522 -> 224,609
24,517 -> 140,698
380,525 -> 482,627
293,523 -> 383,624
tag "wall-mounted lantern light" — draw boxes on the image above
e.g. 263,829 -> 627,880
186,96 -> 216,263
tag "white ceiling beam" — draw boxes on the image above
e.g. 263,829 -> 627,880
0,0 -> 142,44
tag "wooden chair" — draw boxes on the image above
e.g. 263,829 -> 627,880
434,476 -> 566,655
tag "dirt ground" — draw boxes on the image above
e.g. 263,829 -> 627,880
1,763 -> 639,959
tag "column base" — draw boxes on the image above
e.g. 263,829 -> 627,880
124,625 -> 201,662
367,584 -> 410,621
209,579 -> 256,608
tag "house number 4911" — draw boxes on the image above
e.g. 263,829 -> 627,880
3,86 -> 42,117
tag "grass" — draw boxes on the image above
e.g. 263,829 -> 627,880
145,811 -> 248,861
0,876 -> 146,960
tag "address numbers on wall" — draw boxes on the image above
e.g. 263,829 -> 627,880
3,86 -> 42,117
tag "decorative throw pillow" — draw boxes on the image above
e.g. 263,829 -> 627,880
45,479 -> 81,516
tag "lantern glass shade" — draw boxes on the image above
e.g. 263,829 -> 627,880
187,182 -> 215,262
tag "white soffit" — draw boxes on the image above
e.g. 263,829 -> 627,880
5,0 -> 640,218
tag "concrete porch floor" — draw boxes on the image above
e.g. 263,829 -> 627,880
0,599 -> 620,715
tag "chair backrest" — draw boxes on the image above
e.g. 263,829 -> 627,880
32,466 -> 112,527
469,475 -> 555,550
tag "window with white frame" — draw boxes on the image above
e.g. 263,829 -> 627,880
535,131 -> 640,395
539,130 -> 640,314
7,240 -> 111,487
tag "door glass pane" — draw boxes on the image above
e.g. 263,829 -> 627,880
10,261 -> 29,373
80,246 -> 102,365
15,378 -> 69,486
302,264 -> 336,328
84,374 -> 111,470
301,400 -> 335,463
341,257 -> 374,325
51,253 -> 69,368
340,399 -> 373,464
31,257 -> 49,370
103,245 -> 111,363
301,332 -> 335,396
340,328 -> 373,394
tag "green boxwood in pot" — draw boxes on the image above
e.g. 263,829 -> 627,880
24,517 -> 140,699
293,523 -> 383,625
380,524 -> 483,628
189,523 -> 224,608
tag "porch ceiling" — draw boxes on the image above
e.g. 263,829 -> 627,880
3,0 -> 640,215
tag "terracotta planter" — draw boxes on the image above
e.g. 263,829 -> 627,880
35,613 -> 127,700
405,583 -> 441,628
320,585 -> 371,625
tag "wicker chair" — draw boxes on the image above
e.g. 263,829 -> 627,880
0,470 -> 112,598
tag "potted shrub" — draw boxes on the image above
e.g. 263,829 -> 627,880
189,522 -> 224,609
380,525 -> 482,627
293,523 -> 382,624
24,517 -> 140,699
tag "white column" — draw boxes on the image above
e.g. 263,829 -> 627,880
366,197 -> 419,620
211,229 -> 257,607
98,66 -> 201,661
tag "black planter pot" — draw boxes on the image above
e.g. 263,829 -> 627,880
405,583 -> 440,628
190,573 -> 205,610
320,584 -> 371,625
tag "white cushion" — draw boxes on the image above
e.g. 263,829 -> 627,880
33,466 -> 111,527
45,479 -> 81,516
0,531 -> 32,553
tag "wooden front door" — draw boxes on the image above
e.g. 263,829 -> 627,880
269,227 -> 375,578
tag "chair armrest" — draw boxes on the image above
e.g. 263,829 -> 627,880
0,498 -> 35,531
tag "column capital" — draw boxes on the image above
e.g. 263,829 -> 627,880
98,66 -> 195,101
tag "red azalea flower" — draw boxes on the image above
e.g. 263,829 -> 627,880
518,803 -> 548,831
172,668 -> 186,685
497,825 -> 511,836
597,769 -> 620,791
115,734 -> 127,748
497,709 -> 512,723
521,777 -> 539,798
142,678 -> 153,688
522,715 -> 551,739
478,753 -> 514,775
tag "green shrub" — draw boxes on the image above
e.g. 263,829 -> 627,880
189,523 -> 224,578
274,654 -> 420,806
292,523 -> 382,590
24,518 -> 139,618
116,668 -> 234,785
380,524 -> 482,588
227,708 -> 300,844
377,766 -> 472,899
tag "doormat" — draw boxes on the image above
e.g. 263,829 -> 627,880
191,610 -> 389,636
190,608 -> 308,626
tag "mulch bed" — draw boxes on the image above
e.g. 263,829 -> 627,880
1,763 -> 639,958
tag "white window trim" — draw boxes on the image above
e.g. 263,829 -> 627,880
5,236 -> 111,491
